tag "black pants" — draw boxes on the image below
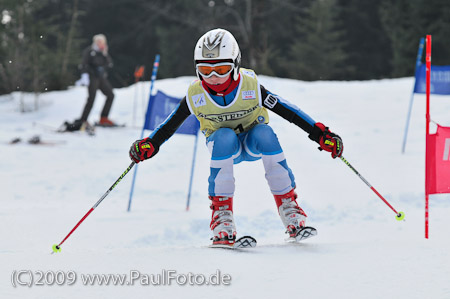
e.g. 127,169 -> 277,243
80,75 -> 115,122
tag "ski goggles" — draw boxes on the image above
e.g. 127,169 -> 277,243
196,62 -> 234,78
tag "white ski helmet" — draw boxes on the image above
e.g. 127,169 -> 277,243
194,28 -> 241,81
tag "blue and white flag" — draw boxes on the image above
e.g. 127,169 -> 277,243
143,90 -> 199,135
414,64 -> 450,95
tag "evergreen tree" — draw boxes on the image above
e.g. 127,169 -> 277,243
414,0 -> 450,65
339,0 -> 391,79
379,0 -> 420,77
1,0 -> 450,95
380,0 -> 450,76
289,0 -> 350,80
0,0 -> 85,94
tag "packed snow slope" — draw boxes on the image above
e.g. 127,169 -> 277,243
1,76 -> 450,299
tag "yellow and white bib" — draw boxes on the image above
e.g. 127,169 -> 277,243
186,68 -> 269,137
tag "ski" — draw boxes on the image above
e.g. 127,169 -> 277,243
94,122 -> 126,128
286,226 -> 317,243
33,121 -> 96,136
209,236 -> 257,250
55,125 -> 95,136
8,136 -> 66,146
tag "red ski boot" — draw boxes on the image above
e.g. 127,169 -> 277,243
209,196 -> 236,246
274,189 -> 307,238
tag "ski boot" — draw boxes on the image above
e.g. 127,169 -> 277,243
274,189 -> 308,238
98,117 -> 117,127
62,119 -> 83,132
209,196 -> 236,246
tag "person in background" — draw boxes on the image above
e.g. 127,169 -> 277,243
75,34 -> 117,127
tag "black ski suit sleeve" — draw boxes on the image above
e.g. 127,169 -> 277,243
105,53 -> 113,69
79,47 -> 113,77
80,48 -> 91,74
148,97 -> 192,148
260,85 -> 320,142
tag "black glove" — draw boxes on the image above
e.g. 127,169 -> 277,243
308,122 -> 343,159
129,137 -> 159,163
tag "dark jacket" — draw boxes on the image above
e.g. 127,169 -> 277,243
80,46 -> 113,78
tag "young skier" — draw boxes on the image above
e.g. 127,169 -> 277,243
129,28 -> 343,246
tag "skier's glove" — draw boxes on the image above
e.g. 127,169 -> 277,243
129,137 -> 159,163
308,122 -> 343,159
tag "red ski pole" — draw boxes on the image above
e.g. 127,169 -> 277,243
340,156 -> 405,221
52,162 -> 135,253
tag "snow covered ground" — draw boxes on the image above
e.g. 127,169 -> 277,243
1,76 -> 450,299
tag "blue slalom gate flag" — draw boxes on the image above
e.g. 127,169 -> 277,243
414,64 -> 450,95
143,90 -> 199,135
402,37 -> 450,154
134,89 -> 200,211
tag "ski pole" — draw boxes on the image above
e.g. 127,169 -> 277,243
340,156 -> 405,221
52,162 -> 136,253
128,54 -> 160,212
